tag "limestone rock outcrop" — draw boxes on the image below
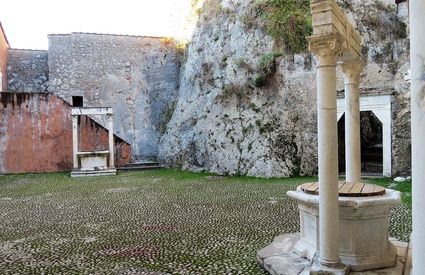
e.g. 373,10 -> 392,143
159,0 -> 318,177
159,0 -> 411,177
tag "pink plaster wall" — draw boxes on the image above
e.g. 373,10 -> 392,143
0,92 -> 131,174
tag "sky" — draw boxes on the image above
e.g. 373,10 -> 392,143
0,0 -> 195,50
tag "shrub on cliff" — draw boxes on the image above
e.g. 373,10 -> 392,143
260,0 -> 312,54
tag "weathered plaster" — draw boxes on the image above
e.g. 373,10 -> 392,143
0,92 -> 131,174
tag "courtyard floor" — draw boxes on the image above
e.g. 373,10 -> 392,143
0,170 -> 412,274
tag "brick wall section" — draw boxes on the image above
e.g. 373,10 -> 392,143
0,25 -> 8,91
7,49 -> 49,92
48,33 -> 181,161
0,92 -> 131,174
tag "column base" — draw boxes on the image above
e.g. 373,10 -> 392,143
310,260 -> 350,275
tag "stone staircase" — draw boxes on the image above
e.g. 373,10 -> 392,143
362,144 -> 383,174
119,161 -> 163,172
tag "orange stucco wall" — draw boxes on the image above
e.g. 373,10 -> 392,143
0,26 -> 8,91
0,92 -> 131,174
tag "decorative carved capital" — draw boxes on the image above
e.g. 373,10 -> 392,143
309,0 -> 363,64
339,59 -> 365,84
308,34 -> 345,67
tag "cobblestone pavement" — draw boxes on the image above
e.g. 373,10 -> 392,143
0,170 -> 411,274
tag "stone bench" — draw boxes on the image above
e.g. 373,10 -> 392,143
77,150 -> 110,171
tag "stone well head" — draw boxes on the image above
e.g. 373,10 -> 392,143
287,183 -> 401,271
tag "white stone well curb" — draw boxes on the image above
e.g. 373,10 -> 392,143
287,186 -> 401,271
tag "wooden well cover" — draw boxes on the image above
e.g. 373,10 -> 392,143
300,182 -> 385,197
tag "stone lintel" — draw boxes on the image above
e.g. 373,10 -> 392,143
71,107 -> 113,116
76,150 -> 110,156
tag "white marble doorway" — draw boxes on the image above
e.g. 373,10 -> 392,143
337,94 -> 392,177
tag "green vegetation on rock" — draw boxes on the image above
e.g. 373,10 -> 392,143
259,51 -> 283,75
260,0 -> 312,54
253,51 -> 283,88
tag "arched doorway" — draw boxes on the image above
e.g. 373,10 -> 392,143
338,111 -> 384,175
337,94 -> 392,177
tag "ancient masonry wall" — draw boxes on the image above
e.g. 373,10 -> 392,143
7,49 -> 49,93
0,92 -> 131,174
48,33 -> 181,161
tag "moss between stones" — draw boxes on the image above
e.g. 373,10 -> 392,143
0,170 -> 411,273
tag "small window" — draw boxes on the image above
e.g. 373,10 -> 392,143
72,96 -> 83,107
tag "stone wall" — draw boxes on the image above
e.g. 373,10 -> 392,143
0,23 -> 8,91
159,0 -> 411,177
0,92 -> 131,174
7,49 -> 49,92
48,33 -> 181,161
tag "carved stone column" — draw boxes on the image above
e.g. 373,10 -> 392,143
410,1 -> 425,274
309,36 -> 347,273
340,60 -> 364,183
72,115 -> 79,170
107,114 -> 115,169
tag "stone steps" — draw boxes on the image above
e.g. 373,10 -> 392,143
362,144 -> 383,173
257,233 -> 411,275
119,161 -> 163,171
362,162 -> 383,173
362,152 -> 383,162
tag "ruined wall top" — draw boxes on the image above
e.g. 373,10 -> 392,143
7,49 -> 49,93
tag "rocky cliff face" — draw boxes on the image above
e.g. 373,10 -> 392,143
159,0 -> 411,177
159,0 -> 318,177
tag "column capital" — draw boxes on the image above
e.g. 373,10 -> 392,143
308,34 -> 345,67
339,59 -> 365,84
